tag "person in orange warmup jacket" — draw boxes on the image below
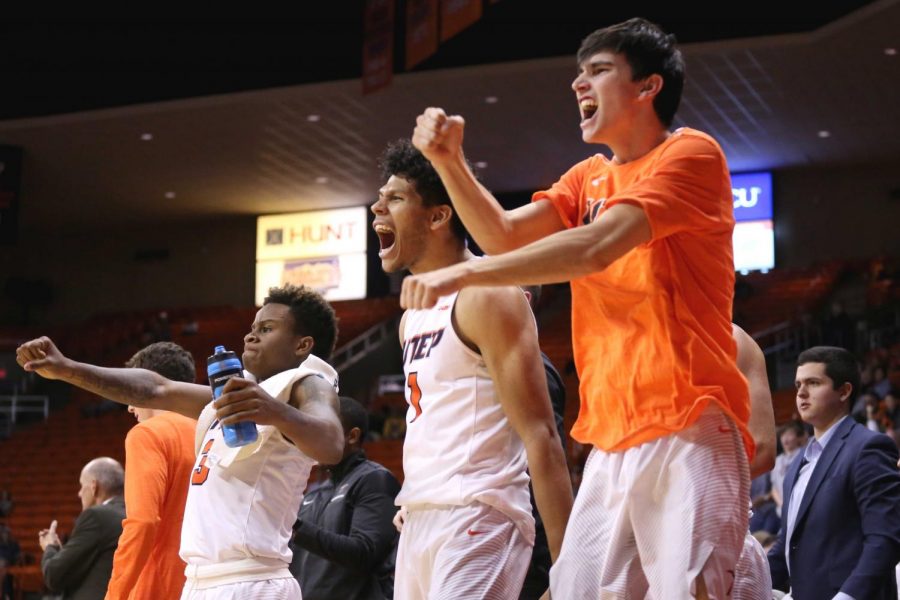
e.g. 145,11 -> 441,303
105,342 -> 197,600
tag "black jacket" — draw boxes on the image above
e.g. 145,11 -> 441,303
41,496 -> 126,600
290,451 -> 401,600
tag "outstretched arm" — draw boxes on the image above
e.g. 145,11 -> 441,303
455,285 -> 573,561
400,202 -> 651,309
17,336 -> 209,419
733,324 -> 776,478
413,107 -> 566,254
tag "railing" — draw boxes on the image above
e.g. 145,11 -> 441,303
331,316 -> 401,374
0,394 -> 49,436
751,321 -> 793,356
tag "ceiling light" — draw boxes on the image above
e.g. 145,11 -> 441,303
140,133 -> 153,141
164,191 -> 176,199
484,96 -> 498,104
474,161 -> 488,169
885,48 -> 897,56
315,176 -> 329,184
307,115 -> 321,122
817,130 -> 831,138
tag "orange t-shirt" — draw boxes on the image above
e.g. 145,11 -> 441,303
105,412 -> 196,600
533,128 -> 753,457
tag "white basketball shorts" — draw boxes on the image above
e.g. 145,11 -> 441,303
550,405 -> 750,599
394,501 -> 532,599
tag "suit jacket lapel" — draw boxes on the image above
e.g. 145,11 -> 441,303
792,418 -> 854,532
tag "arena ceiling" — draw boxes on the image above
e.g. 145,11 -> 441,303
0,1 -> 897,233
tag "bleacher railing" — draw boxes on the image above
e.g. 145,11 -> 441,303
0,393 -> 49,436
332,316 -> 401,373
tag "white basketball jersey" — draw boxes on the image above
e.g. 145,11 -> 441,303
180,355 -> 339,567
396,291 -> 535,542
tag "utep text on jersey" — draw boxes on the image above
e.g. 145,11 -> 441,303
403,328 -> 445,365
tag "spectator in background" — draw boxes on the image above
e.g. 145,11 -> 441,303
872,365 -> 892,398
852,391 -> 878,424
0,525 -> 18,600
140,311 -> 172,346
0,557 -> 10,600
180,319 -> 199,335
822,301 -> 856,349
366,405 -> 387,442
748,473 -> 779,535
768,346 -> 900,599
290,396 -> 401,600
105,342 -> 197,600
770,421 -> 807,518
0,526 -> 19,571
865,394 -> 890,433
40,457 -> 126,600
0,491 -> 12,517
883,391 -> 900,433
381,406 -> 406,440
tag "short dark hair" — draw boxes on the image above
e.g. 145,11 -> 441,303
264,284 -> 338,361
577,17 -> 684,127
126,342 -> 196,383
338,396 -> 369,440
379,139 -> 468,241
797,346 -> 860,407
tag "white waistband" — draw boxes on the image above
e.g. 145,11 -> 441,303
184,557 -> 292,590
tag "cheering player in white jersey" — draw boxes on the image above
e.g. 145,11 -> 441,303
17,285 -> 344,600
373,140 -> 573,599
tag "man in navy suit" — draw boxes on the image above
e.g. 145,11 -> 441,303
768,346 -> 900,600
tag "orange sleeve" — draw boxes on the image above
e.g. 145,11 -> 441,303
606,135 -> 731,241
105,424 -> 167,600
531,157 -> 595,228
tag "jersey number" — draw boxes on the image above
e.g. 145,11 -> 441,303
191,439 -> 215,486
407,372 -> 423,423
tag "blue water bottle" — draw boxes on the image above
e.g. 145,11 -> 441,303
207,345 -> 258,447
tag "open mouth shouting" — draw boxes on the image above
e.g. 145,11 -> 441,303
579,97 -> 598,127
374,223 -> 396,258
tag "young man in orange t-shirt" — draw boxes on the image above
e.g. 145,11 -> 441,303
106,342 -> 197,600
403,17 -> 755,599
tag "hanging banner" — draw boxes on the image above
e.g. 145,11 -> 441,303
363,0 -> 395,94
406,0 -> 439,69
440,0 -> 482,42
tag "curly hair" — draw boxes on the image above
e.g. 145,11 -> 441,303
577,17 -> 684,127
379,139 -> 468,241
126,341 -> 196,383
264,284 -> 338,361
